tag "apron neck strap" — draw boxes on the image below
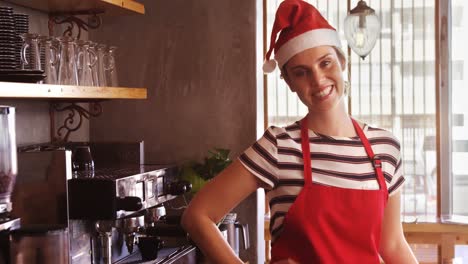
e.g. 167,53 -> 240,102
351,119 -> 387,192
300,118 -> 312,186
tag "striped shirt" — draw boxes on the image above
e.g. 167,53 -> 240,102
238,121 -> 405,242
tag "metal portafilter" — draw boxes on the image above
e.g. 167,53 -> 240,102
95,220 -> 114,264
144,205 -> 166,226
139,214 -> 189,250
115,215 -> 145,254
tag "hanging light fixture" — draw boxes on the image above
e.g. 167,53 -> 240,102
344,0 -> 381,60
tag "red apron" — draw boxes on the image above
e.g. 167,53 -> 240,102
271,118 -> 388,263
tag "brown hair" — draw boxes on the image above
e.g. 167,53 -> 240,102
333,47 -> 347,70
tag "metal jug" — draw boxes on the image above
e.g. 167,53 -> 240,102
0,106 -> 17,216
219,213 -> 250,257
10,226 -> 69,264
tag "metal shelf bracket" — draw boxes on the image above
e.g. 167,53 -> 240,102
48,11 -> 102,39
50,102 -> 102,142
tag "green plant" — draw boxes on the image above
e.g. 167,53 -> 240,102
179,148 -> 232,193
193,148 -> 232,180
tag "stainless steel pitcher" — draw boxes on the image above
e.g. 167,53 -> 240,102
219,213 -> 250,257
0,106 -> 17,215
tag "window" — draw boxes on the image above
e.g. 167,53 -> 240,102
350,0 -> 437,222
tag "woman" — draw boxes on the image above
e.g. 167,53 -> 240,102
181,0 -> 418,263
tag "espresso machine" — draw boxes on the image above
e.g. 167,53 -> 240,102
0,106 -> 20,263
13,141 -> 197,264
68,164 -> 195,264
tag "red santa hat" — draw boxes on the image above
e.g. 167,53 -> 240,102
263,0 -> 342,73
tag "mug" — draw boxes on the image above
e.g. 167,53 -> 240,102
137,236 -> 164,261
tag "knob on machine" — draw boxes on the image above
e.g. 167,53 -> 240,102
165,180 -> 192,195
116,196 -> 143,211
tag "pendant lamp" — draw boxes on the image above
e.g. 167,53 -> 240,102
344,0 -> 381,60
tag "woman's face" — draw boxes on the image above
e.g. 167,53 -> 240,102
283,46 -> 346,113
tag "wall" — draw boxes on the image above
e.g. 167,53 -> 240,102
89,0 -> 260,262
0,1 -> 89,145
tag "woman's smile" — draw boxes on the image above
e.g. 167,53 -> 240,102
313,85 -> 334,100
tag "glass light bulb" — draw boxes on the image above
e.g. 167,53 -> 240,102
355,29 -> 366,48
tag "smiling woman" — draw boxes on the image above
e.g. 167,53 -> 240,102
262,0 -> 468,261
182,0 -> 417,263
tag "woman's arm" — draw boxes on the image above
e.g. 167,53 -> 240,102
379,191 -> 418,263
181,159 -> 262,264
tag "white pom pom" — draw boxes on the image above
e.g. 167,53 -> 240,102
262,59 -> 277,73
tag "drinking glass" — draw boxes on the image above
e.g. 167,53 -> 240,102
76,40 -> 97,86
20,33 -> 41,70
71,146 -> 94,178
38,36 -> 58,84
106,46 -> 118,87
88,41 -> 100,86
57,36 -> 78,85
96,44 -> 108,87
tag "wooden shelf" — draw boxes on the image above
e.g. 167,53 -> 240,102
5,0 -> 145,15
0,82 -> 147,100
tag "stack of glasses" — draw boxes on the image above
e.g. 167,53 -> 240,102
0,6 -> 44,83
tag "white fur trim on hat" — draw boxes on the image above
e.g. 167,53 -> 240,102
262,59 -> 277,73
274,28 -> 341,68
